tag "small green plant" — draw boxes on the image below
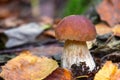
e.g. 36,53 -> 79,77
63,0 -> 92,16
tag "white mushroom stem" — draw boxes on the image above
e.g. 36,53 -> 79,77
62,40 -> 95,71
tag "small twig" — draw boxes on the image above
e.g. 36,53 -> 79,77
104,34 -> 114,45
75,75 -> 89,79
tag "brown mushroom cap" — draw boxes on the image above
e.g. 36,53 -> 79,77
55,15 -> 96,41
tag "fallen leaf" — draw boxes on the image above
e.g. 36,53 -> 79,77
30,45 -> 63,60
94,61 -> 119,80
0,51 -> 58,80
111,69 -> 120,80
2,17 -> 24,28
96,0 -> 120,26
87,39 -> 96,49
112,24 -> 120,37
44,29 -> 55,38
45,68 -> 72,80
95,23 -> 112,35
0,6 -> 11,19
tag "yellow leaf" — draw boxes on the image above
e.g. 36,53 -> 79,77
94,61 -> 118,80
0,51 -> 58,80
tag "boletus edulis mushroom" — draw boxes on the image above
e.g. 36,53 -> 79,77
55,15 -> 96,71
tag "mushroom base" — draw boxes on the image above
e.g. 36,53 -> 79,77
62,40 -> 95,71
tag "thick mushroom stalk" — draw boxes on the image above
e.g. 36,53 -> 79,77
62,40 -> 95,71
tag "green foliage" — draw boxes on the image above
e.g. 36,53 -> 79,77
63,0 -> 92,16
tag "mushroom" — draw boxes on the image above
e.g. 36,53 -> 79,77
55,15 -> 96,71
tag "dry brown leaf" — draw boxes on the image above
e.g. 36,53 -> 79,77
0,6 -> 11,19
45,68 -> 72,80
94,61 -> 118,80
0,51 -> 58,80
30,45 -> 63,58
3,17 -> 24,28
96,0 -> 120,26
112,24 -> 120,37
95,23 -> 112,35
44,30 -> 55,37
